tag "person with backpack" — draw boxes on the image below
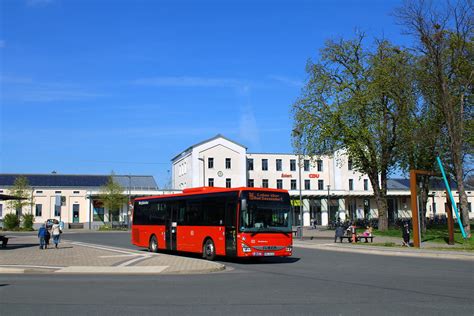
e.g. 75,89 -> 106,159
38,224 -> 47,250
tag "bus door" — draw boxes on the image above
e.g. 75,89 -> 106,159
225,200 -> 237,257
166,202 -> 178,251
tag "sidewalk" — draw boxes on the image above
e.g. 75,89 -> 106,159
293,227 -> 474,261
0,235 -> 225,274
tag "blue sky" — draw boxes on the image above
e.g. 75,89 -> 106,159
1,0 -> 408,187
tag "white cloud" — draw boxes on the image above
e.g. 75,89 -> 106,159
132,76 -> 244,89
0,76 -> 105,102
268,75 -> 303,87
239,106 -> 261,151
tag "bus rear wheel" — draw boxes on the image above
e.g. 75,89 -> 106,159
203,239 -> 216,261
149,235 -> 158,253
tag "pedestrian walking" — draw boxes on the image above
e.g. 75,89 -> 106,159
334,224 -> 345,243
402,222 -> 410,247
51,220 -> 61,249
38,224 -> 47,250
44,226 -> 51,249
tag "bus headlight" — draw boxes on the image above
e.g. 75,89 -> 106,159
286,246 -> 292,252
241,244 -> 252,253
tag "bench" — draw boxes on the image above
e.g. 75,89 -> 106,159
336,235 -> 374,243
357,235 -> 374,243
0,235 -> 9,248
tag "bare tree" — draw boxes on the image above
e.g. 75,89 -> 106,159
396,0 -> 473,236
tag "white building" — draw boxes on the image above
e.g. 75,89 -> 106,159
172,135 -> 474,226
0,174 -> 179,229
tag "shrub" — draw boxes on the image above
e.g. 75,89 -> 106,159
4,214 -> 20,230
22,214 -> 35,230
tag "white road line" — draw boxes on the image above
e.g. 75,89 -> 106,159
0,264 -> 63,269
56,266 -> 169,274
118,255 -> 151,267
99,254 -> 140,258
68,241 -> 143,255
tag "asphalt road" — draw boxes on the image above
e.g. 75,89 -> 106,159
1,232 -> 473,315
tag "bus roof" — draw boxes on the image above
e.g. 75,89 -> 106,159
134,187 -> 288,201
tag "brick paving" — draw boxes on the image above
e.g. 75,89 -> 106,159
0,235 -> 224,274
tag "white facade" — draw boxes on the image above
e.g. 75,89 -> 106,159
172,135 -> 247,189
172,135 -> 474,226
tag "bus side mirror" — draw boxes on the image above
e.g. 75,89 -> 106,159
241,199 -> 247,211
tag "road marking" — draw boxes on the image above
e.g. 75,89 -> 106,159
117,255 -> 151,267
99,254 -> 140,258
68,241 -> 143,255
56,266 -> 169,274
0,264 -> 63,269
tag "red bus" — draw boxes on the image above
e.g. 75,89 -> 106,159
131,187 -> 293,260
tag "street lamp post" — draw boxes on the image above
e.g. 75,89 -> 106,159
127,175 -> 131,229
292,128 -> 304,240
327,184 -> 331,224
198,157 -> 205,186
298,153 -> 303,240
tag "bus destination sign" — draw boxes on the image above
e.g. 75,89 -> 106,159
248,192 -> 283,202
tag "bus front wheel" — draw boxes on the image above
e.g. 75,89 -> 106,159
149,235 -> 158,253
203,239 -> 216,261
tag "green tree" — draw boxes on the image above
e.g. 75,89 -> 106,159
293,35 -> 416,231
98,175 -> 127,223
396,0 -> 473,237
6,176 -> 33,218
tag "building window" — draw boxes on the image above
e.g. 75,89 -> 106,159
291,180 -> 297,190
304,160 -> 310,171
276,159 -> 282,171
35,204 -> 42,217
318,180 -> 324,190
73,191 -> 80,194
54,205 -> 61,217
208,178 -> 214,187
0,204 -> 2,217
317,160 -> 323,172
469,203 -> 472,212
305,179 -> 311,190
208,157 -> 214,169
248,179 -> 254,187
277,179 -> 283,189
225,158 -> 231,169
247,158 -> 254,170
226,178 -> 231,188
262,179 -> 269,188
348,158 -> 353,170
290,159 -> 296,171
349,179 -> 354,191
364,179 -> 369,191
36,190 -> 43,194
262,159 -> 268,171
55,191 -> 61,194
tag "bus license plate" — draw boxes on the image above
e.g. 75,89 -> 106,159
264,252 -> 275,256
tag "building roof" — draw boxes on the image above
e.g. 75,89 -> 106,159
387,178 -> 464,191
0,174 -> 158,189
171,134 -> 247,162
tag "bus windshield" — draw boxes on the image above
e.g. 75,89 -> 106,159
239,191 -> 292,233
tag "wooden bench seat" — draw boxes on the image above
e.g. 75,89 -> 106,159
336,235 -> 374,243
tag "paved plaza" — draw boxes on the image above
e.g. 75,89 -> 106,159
0,229 -> 472,275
